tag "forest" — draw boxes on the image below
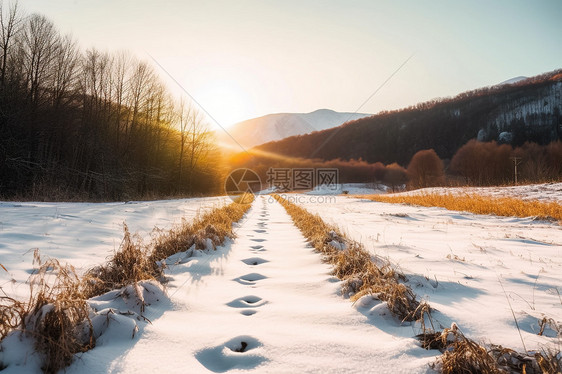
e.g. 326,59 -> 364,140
253,70 -> 562,166
230,139 -> 562,190
0,3 -> 221,200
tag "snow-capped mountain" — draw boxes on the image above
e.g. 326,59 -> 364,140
218,109 -> 371,149
497,76 -> 528,86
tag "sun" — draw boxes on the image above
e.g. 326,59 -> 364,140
196,79 -> 253,129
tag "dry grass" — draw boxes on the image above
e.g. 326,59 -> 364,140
22,251 -> 93,374
440,334 -> 501,373
83,223 -> 159,299
0,291 -> 24,342
1,194 -> 254,372
151,194 -> 253,262
419,324 -> 562,374
369,193 -> 562,223
273,194 -> 425,321
84,194 -> 253,299
273,194 -> 561,372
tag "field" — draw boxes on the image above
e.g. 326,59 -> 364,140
0,185 -> 561,373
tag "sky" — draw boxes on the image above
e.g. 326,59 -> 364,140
13,0 -> 562,128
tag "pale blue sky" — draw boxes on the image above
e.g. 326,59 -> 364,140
15,0 -> 562,126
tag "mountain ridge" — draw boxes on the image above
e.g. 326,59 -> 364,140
218,109 -> 371,149
251,69 -> 562,166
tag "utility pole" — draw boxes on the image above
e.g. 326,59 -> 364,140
510,157 -> 522,185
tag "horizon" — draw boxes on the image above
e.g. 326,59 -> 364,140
14,0 -> 562,129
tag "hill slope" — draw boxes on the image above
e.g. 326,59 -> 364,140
219,109 -> 371,149
253,69 -> 562,165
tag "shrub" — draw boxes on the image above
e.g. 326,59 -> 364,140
407,149 -> 445,189
383,163 -> 408,192
450,140 -> 512,185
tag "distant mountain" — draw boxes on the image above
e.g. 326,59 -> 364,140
497,76 -> 528,86
252,69 -> 562,166
218,109 -> 371,149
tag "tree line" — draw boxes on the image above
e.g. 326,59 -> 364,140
0,3 -> 220,200
232,139 -> 562,191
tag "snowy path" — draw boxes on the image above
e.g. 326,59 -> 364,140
68,196 -> 436,373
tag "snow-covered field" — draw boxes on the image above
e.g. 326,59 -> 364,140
296,192 -> 562,355
0,197 -> 227,299
386,182 -> 562,203
1,185 -> 561,373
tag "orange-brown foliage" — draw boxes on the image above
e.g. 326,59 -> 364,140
450,140 -> 512,185
407,149 -> 445,189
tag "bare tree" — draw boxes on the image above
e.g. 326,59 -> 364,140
109,50 -> 131,148
0,1 -> 22,87
176,97 -> 191,190
51,34 -> 79,109
20,14 -> 59,107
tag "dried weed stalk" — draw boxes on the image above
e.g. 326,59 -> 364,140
273,194 -> 423,321
22,250 -> 93,374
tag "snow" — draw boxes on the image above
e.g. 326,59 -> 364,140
219,109 -> 372,148
306,183 -> 385,195
0,197 -> 227,299
389,182 -> 562,203
1,185 -> 561,372
497,76 -> 528,86
295,192 -> 562,355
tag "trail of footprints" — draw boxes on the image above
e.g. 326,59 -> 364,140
196,197 -> 271,372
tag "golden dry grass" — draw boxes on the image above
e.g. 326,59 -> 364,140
273,194 -> 425,321
83,223 -> 159,299
369,193 -> 562,223
85,194 -> 253,299
273,194 -> 561,372
1,194 -> 254,373
439,331 -> 501,374
425,325 -> 562,374
150,194 -> 252,262
15,251 -> 94,374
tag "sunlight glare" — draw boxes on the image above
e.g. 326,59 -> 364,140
196,79 -> 253,129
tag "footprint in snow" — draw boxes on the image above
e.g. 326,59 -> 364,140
242,257 -> 269,266
253,229 -> 267,233
250,238 -> 267,242
226,295 -> 267,308
195,336 -> 266,373
233,273 -> 268,286
240,309 -> 257,316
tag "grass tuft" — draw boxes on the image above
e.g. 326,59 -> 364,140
83,223 -> 159,299
0,291 -> 24,342
369,193 -> 562,223
23,250 -> 94,374
418,325 -> 562,373
273,194 -> 423,321
151,194 -> 253,262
